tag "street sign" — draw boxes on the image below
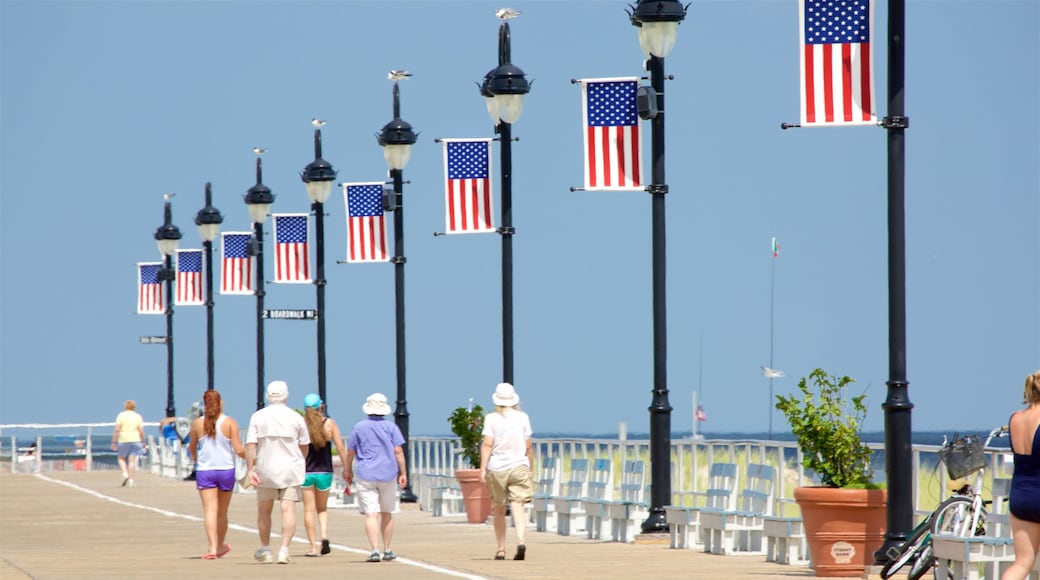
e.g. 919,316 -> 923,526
140,336 -> 168,344
263,309 -> 318,320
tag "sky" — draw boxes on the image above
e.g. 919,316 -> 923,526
1,0 -> 1037,438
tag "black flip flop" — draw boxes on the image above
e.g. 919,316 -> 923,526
513,544 -> 526,560
494,551 -> 506,560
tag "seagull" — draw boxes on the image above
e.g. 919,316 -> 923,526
311,118 -> 326,128
162,192 -> 176,201
252,147 -> 268,155
388,70 -> 412,81
761,366 -> 786,379
496,7 -> 520,20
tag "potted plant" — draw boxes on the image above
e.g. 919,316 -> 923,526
448,403 -> 492,524
775,368 -> 886,577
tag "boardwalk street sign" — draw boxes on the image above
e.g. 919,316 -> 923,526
140,336 -> 168,344
263,309 -> 318,320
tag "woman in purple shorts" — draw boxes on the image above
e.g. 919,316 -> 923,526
188,390 -> 246,560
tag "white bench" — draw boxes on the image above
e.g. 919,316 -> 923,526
763,515 -> 808,564
700,463 -> 777,555
932,534 -> 1040,580
665,462 -> 739,549
606,460 -> 647,543
577,459 -> 613,539
549,458 -> 591,536
428,474 -> 464,517
529,457 -> 560,532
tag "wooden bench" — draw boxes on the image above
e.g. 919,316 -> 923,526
529,456 -> 560,532
932,534 -> 1040,580
665,462 -> 739,549
700,463 -> 777,555
578,459 -> 614,539
550,458 -> 591,536
606,460 -> 648,543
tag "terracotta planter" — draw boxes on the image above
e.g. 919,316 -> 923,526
454,468 -> 493,524
794,487 -> 887,577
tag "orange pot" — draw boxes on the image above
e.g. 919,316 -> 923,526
794,486 -> 887,577
454,468 -> 493,524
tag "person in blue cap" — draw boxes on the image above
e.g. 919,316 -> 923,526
300,393 -> 347,557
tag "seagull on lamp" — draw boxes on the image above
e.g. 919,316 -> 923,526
311,118 -> 326,128
162,192 -> 176,201
496,7 -> 520,20
388,70 -> 412,81
761,366 -> 786,379
252,147 -> 268,155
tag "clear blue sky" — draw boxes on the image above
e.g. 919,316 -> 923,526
1,1 -> 1037,437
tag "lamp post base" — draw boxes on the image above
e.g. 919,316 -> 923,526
639,508 -> 668,534
400,486 -> 418,503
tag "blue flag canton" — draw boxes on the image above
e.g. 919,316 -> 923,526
347,185 -> 384,218
447,141 -> 489,180
178,251 -> 202,273
587,81 -> 638,127
140,264 -> 161,284
225,234 -> 251,258
805,0 -> 869,45
276,216 -> 308,243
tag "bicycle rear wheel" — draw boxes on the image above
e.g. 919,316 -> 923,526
931,496 -> 977,537
880,519 -> 931,579
907,542 -> 937,580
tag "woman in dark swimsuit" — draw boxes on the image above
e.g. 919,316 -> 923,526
1004,370 -> 1040,580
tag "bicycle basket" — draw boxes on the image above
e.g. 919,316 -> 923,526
938,434 -> 987,480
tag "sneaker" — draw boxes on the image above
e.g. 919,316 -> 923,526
254,548 -> 273,564
121,473 -> 129,487
126,479 -> 135,488
276,548 -> 291,564
382,550 -> 397,561
366,551 -> 381,562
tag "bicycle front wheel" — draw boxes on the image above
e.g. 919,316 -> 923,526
880,520 -> 931,579
907,542 -> 937,580
932,496 -> 977,537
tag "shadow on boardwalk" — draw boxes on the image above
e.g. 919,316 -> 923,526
0,472 -> 817,579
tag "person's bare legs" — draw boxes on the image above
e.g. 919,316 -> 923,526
315,488 -> 330,543
256,498 -> 274,547
1002,514 -> 1040,580
302,487 -> 318,554
216,489 -> 233,553
364,512 -> 382,551
117,456 -> 129,481
493,504 -> 508,555
279,498 -> 297,550
127,453 -> 137,481
511,501 -> 527,546
380,512 -> 394,552
199,487 -> 219,555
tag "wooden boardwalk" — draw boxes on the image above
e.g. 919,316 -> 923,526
0,471 -> 831,579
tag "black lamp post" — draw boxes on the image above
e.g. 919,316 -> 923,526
154,198 -> 182,418
378,74 -> 419,502
481,12 -> 530,386
194,183 -> 223,392
629,0 -> 686,533
244,155 -> 275,410
301,126 -> 337,409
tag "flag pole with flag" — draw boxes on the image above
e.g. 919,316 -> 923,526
137,262 -> 164,314
272,213 -> 311,283
440,138 -> 495,234
799,0 -> 876,127
174,249 -> 204,306
342,182 -> 389,263
577,77 -> 643,190
220,232 -> 253,295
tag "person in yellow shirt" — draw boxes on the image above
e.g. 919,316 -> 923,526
111,400 -> 147,487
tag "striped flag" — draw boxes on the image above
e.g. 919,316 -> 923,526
772,237 -> 781,258
137,262 -> 164,314
342,182 -> 389,263
695,405 -> 707,422
175,249 -> 204,306
799,0 -> 876,126
220,232 -> 253,295
442,139 -> 495,234
272,214 -> 311,283
579,78 -> 643,191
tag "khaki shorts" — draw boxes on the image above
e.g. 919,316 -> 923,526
256,485 -> 302,502
486,465 -> 534,506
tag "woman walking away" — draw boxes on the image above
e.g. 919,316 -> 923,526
111,400 -> 147,487
479,383 -> 534,561
1003,370 -> 1040,580
188,390 -> 246,560
301,393 -> 347,557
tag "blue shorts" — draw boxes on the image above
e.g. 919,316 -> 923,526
302,472 -> 333,491
116,442 -> 144,459
196,468 -> 236,492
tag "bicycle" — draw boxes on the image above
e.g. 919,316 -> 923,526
879,425 -> 1008,580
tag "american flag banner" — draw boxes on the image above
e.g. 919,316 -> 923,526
441,139 -> 495,234
137,262 -> 164,314
772,237 -> 781,258
799,0 -> 876,126
221,232 -> 254,295
272,214 -> 311,283
695,405 -> 708,423
175,249 -> 204,306
342,182 -> 389,263
579,78 -> 643,191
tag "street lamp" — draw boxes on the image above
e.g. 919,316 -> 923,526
244,154 -> 274,410
628,0 -> 686,534
378,73 -> 418,502
194,182 -> 223,391
300,125 -> 337,409
482,12 -> 530,386
154,198 -> 182,418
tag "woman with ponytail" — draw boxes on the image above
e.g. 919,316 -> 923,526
1004,370 -> 1040,580
188,390 -> 246,560
300,393 -> 346,557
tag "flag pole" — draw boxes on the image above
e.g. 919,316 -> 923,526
768,239 -> 776,439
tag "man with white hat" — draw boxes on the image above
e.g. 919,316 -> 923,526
245,380 -> 310,564
344,392 -> 407,563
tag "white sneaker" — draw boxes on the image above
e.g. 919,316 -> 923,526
276,547 -> 291,564
126,479 -> 135,488
254,548 -> 273,563
121,472 -> 129,487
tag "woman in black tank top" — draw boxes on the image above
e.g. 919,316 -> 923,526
300,394 -> 346,557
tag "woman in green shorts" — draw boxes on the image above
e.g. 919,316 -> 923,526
301,393 -> 347,557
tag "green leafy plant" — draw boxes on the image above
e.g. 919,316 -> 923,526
775,368 -> 875,488
448,404 -> 485,468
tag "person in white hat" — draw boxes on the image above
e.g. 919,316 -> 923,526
479,382 -> 534,561
245,380 -> 310,564
344,392 -> 407,563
